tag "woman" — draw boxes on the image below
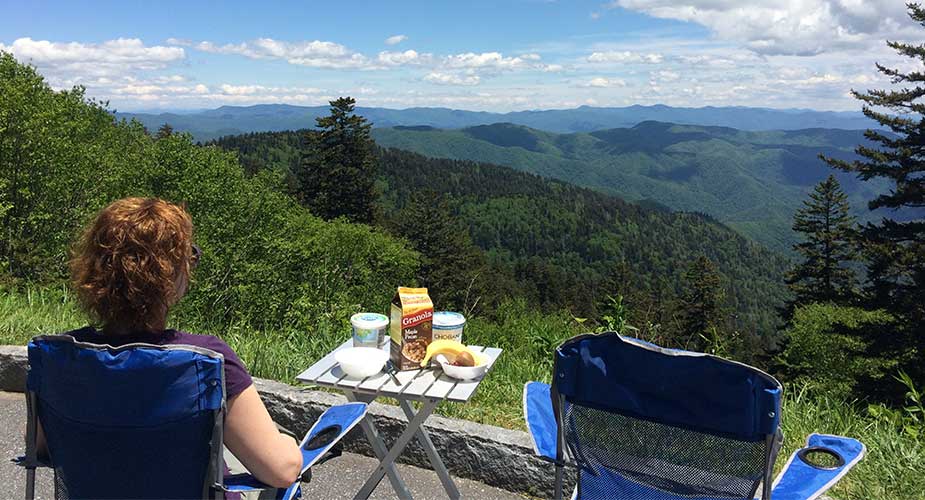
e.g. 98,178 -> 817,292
47,197 -> 302,489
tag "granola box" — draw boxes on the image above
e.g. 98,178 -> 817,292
389,287 -> 434,370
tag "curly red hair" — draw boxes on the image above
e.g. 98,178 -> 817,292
71,197 -> 194,333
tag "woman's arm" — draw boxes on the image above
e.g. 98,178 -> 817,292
223,384 -> 303,488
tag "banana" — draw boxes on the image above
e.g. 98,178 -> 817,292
420,339 -> 477,367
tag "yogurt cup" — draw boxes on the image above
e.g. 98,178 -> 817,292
432,311 -> 466,343
351,313 -> 389,348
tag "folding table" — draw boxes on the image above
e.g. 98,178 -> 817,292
296,339 -> 503,500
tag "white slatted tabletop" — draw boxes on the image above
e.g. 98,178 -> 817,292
296,339 -> 502,403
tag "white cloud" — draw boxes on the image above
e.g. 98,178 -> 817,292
424,72 -> 481,86
190,38 -> 373,69
376,50 -> 432,66
385,34 -> 408,46
582,77 -> 627,88
587,51 -> 664,64
609,0 -> 915,55
443,52 -> 530,70
441,51 -> 561,73
172,38 -> 565,74
652,70 -> 680,82
0,37 -> 185,76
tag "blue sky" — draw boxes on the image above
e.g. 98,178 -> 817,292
0,0 -> 916,111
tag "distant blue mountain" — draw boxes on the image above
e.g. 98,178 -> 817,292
115,103 -> 876,142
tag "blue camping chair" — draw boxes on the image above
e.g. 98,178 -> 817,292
523,333 -> 865,500
20,334 -> 367,500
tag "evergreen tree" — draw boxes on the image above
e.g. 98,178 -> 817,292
786,175 -> 858,307
822,4 -> 925,387
391,190 -> 485,312
156,123 -> 174,139
678,256 -> 726,351
296,97 -> 377,223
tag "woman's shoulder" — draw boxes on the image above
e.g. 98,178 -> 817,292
167,330 -> 235,355
169,331 -> 253,398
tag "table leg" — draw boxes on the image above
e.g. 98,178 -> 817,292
342,390 -> 414,500
354,398 -> 439,500
398,400 -> 461,500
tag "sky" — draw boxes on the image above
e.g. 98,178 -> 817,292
0,0 -> 919,112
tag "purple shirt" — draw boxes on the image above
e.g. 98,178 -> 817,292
68,326 -> 254,399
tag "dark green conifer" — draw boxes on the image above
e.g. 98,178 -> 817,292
391,190 -> 485,311
156,123 -> 174,139
786,175 -> 858,306
678,256 -> 726,350
297,97 -> 377,223
821,3 -> 925,388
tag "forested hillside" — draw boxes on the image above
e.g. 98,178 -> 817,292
372,122 -> 902,252
211,130 -> 791,350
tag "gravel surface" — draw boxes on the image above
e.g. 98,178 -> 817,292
0,391 -> 525,499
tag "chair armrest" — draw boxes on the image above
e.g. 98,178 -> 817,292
298,402 -> 367,473
222,402 -> 367,500
523,381 -> 558,462
770,433 -> 865,500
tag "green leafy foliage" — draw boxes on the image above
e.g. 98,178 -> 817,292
0,53 -> 418,337
867,371 -> 924,440
780,303 -> 896,400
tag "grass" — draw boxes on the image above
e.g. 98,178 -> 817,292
2,286 -> 921,499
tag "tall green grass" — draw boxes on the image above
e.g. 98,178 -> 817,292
2,286 -> 921,499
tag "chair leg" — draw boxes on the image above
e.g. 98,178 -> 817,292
554,463 -> 564,500
25,468 -> 35,500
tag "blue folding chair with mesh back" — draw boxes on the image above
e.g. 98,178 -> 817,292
523,332 -> 865,500
19,334 -> 367,500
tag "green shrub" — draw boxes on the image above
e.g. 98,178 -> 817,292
780,303 -> 895,400
0,53 -> 419,336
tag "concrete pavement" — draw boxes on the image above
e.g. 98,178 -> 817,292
0,391 -> 526,499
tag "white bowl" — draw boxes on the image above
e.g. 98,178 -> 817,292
335,347 -> 389,379
435,353 -> 490,381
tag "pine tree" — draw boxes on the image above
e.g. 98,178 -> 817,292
156,123 -> 174,139
821,3 -> 925,388
296,97 -> 377,223
678,256 -> 726,351
391,190 -> 485,311
786,175 -> 858,307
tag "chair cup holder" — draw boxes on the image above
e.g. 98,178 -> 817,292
303,425 -> 342,451
797,446 -> 845,470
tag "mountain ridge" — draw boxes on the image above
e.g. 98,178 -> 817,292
116,103 -> 877,142
370,121 -> 903,253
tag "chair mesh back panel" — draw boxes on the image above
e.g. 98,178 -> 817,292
565,401 -> 767,500
39,399 -> 215,500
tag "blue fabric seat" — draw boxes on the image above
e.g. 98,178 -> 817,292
523,333 -> 865,500
21,335 -> 367,500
